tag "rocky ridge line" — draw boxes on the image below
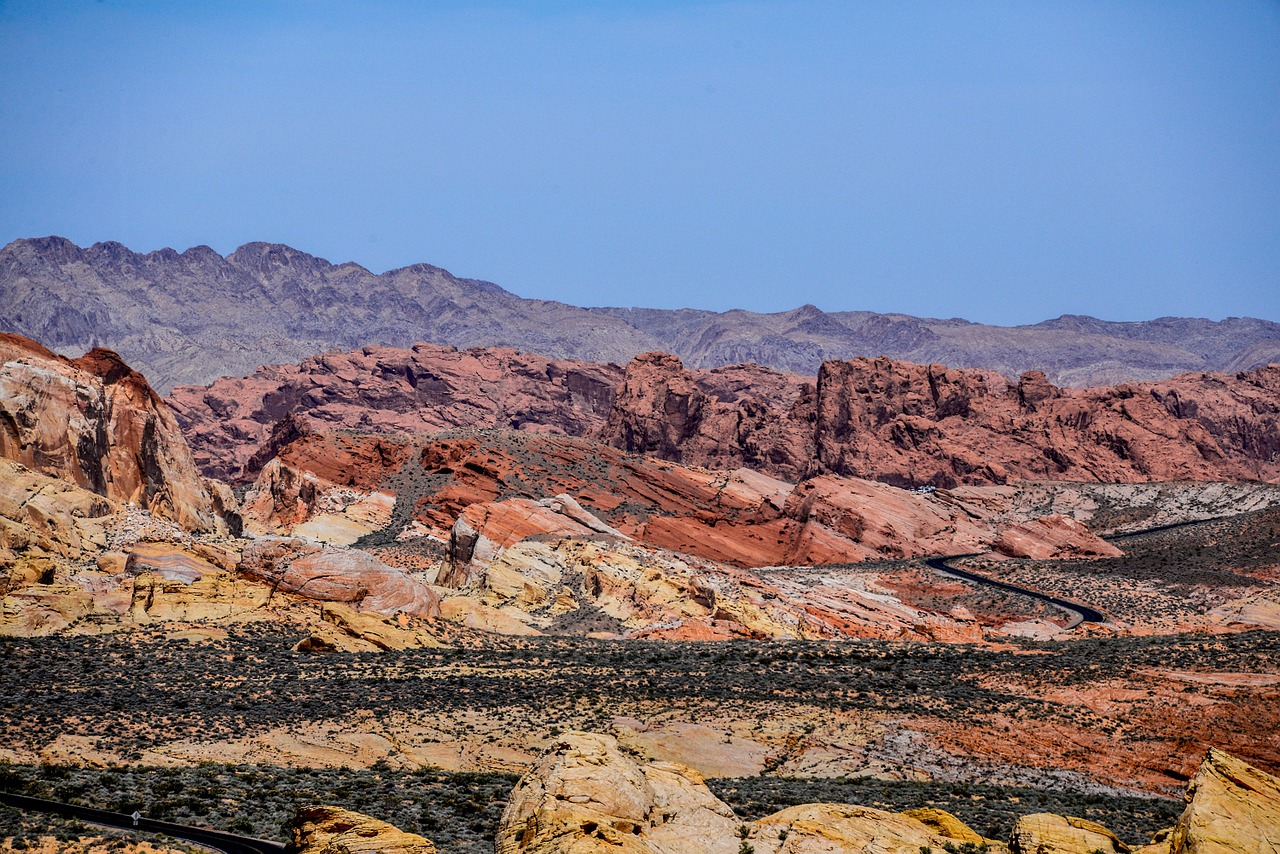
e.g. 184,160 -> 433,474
170,345 -> 1280,488
5,235 -> 1280,392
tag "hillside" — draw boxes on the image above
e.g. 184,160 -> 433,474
167,343 -> 1280,488
4,236 -> 1279,392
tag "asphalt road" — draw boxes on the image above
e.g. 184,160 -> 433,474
0,791 -> 287,854
924,555 -> 1107,628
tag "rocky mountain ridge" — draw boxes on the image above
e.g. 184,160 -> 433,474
5,235 -> 1279,392
169,344 -> 1280,489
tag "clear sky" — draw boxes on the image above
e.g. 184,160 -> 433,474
2,1 -> 1278,324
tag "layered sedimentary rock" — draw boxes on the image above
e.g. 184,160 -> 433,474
241,456 -> 397,544
609,356 -> 1280,487
599,352 -> 816,480
1161,747 -> 1280,854
992,514 -> 1124,560
0,333 -> 227,532
442,494 -> 626,587
171,342 -> 1280,491
0,459 -> 115,574
168,343 -> 622,481
805,359 -> 1280,487
1008,813 -> 1128,853
238,537 -> 441,618
247,429 -> 1122,573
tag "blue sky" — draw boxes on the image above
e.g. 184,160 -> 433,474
1,0 -> 1277,324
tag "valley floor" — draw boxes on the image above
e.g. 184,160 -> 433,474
2,628 -> 1277,850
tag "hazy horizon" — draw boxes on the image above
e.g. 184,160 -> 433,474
2,1 -> 1278,326
8,232 -> 1279,327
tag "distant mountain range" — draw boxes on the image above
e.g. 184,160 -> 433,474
3,235 -> 1278,393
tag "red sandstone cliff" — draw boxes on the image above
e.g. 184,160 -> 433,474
169,342 -> 1280,488
0,332 -> 231,532
167,343 -> 623,481
606,355 -> 1280,486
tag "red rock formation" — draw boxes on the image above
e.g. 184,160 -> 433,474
392,432 -> 1114,572
239,537 -> 441,618
167,343 -> 623,481
992,514 -> 1123,560
174,343 -> 1280,490
0,332 -> 229,532
608,355 -> 1280,486
598,351 -> 816,480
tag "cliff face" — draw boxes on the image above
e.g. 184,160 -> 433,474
598,352 -> 817,481
603,356 -> 1280,487
0,333 -> 225,532
167,342 -> 623,482
171,343 -> 1280,489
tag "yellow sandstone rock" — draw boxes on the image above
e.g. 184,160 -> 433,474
496,731 -> 983,854
291,804 -> 437,854
293,602 -> 446,652
901,806 -> 993,845
756,803 -> 995,853
1164,747 -> 1280,854
1008,813 -> 1129,853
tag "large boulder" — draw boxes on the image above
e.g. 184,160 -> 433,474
755,804 -> 995,854
495,732 -> 741,854
1009,813 -> 1129,853
239,537 -> 441,618
290,804 -> 437,854
495,732 -> 983,854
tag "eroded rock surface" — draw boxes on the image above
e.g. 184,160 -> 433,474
611,355 -> 1280,487
1162,747 -> 1280,854
0,332 -> 228,532
238,537 -> 441,618
992,514 -> 1123,560
495,731 -> 985,854
1009,813 -> 1129,853
291,804 -> 438,854
169,343 -> 622,481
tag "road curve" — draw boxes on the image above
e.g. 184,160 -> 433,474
0,791 -> 287,854
924,555 -> 1107,628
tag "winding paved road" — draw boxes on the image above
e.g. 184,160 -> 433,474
924,555 -> 1107,629
923,513 -> 1241,630
0,791 -> 287,854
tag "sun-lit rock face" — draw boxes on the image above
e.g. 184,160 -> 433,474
1161,748 -> 1280,854
291,804 -> 438,854
238,537 -> 441,619
495,731 -> 742,854
1008,813 -> 1130,853
240,455 -> 396,544
495,732 -> 987,854
992,513 -> 1123,560
442,494 -> 626,588
0,332 -> 228,532
755,804 -> 997,854
0,459 -> 116,567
